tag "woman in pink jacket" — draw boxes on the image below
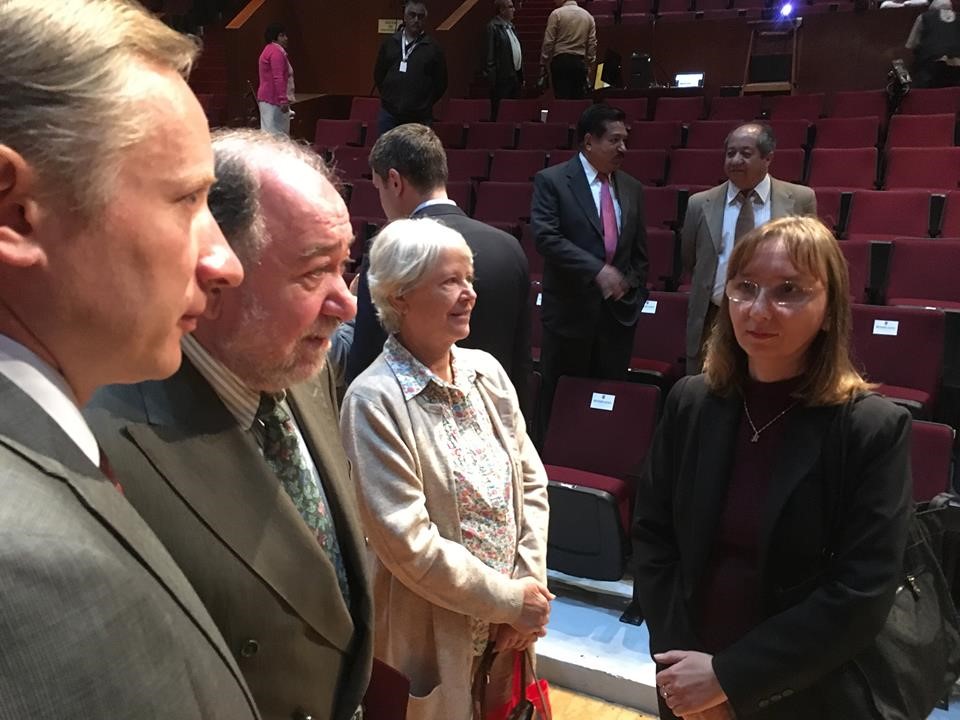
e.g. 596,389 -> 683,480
257,23 -> 294,135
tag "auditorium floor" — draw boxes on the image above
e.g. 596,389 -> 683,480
551,685 -> 655,719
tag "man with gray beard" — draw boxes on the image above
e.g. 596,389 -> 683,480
86,129 -> 373,720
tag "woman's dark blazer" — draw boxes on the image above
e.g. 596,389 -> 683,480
632,374 -> 912,719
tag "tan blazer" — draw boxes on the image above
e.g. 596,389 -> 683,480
340,347 -> 549,720
680,177 -> 817,373
86,360 -> 373,720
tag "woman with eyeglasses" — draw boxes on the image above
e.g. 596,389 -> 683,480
633,216 -> 912,720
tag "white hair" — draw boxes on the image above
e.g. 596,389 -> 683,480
368,218 -> 473,334
0,0 -> 199,214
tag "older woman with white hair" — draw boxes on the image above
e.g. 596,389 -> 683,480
340,218 -> 552,720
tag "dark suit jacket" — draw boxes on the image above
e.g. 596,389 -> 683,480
0,374 -> 259,720
346,203 -> 531,395
86,360 -> 373,720
680,177 -> 817,372
633,375 -> 912,719
485,17 -> 522,91
531,156 -> 649,339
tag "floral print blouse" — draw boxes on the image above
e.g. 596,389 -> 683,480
383,336 -> 517,655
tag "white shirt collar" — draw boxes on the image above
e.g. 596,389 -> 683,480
579,152 -> 608,184
0,334 -> 99,466
726,173 -> 771,205
412,198 -> 458,215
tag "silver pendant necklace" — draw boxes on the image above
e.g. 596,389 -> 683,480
743,399 -> 799,443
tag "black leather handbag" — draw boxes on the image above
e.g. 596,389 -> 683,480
835,400 -> 960,719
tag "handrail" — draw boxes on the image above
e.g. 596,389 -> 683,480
226,0 -> 267,29
437,0 -> 482,31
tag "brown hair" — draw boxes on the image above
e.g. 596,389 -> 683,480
703,215 -> 871,406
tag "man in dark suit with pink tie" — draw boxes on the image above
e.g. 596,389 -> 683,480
530,104 -> 649,440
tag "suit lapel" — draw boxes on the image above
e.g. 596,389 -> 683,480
768,177 -> 796,220
705,182 -> 728,254
684,390 -> 740,597
613,171 -> 633,253
0,376 -> 253,696
567,158 -> 603,239
123,362 -> 355,652
288,368 -> 372,637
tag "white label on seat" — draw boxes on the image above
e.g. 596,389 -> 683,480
873,319 -> 899,336
642,300 -> 658,314
536,292 -> 542,307
590,393 -> 616,411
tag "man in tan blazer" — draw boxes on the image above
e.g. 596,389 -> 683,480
87,130 -> 372,720
681,123 -> 817,374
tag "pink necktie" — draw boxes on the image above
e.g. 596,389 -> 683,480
600,174 -> 618,264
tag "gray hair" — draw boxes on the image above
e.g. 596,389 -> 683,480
209,128 -> 338,267
0,0 -> 200,214
725,122 -> 777,157
368,218 -> 473,333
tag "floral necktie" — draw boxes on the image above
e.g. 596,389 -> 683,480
257,393 -> 350,605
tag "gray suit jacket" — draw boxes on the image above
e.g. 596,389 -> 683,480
86,360 -> 373,720
680,177 -> 817,372
0,374 -> 259,720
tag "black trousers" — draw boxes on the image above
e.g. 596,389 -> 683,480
550,53 -> 588,99
490,72 -> 521,121
536,312 -> 636,445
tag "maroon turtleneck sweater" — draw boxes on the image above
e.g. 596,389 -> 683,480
697,376 -> 803,653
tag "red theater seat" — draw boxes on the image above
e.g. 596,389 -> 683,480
489,150 -> 547,182
628,291 -> 687,383
898,87 -> 960,115
807,147 -> 878,190
629,120 -> 683,150
770,93 -> 826,122
655,96 -> 706,122
910,421 -> 955,502
845,190 -> 932,241
885,239 -> 960,310
886,113 -> 956,148
708,95 -> 761,121
543,378 -> 660,580
814,116 -> 880,148
850,304 -> 945,417
884,147 -> 960,190
685,120 -> 743,149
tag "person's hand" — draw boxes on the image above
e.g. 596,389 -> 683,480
280,103 -> 290,113
595,264 -> 628,300
654,650 -> 728,717
493,624 -> 540,652
683,701 -> 736,720
512,577 -> 554,635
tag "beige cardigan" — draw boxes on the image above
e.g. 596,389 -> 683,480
340,347 -> 549,720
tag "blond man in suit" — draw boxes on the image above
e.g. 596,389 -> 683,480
0,1 -> 257,717
682,123 -> 817,374
87,130 -> 371,720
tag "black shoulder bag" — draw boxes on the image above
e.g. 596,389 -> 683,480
833,398 -> 960,719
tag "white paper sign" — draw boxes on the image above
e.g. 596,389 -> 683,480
642,300 -> 658,314
590,393 -> 616,411
873,319 -> 899,336
378,19 -> 401,33
536,292 -> 542,307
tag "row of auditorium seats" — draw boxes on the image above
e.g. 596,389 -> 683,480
584,0 -> 857,26
333,115 -> 957,155
312,88 -> 960,155
336,144 -> 960,191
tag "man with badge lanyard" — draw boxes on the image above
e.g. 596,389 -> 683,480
373,1 -> 448,137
